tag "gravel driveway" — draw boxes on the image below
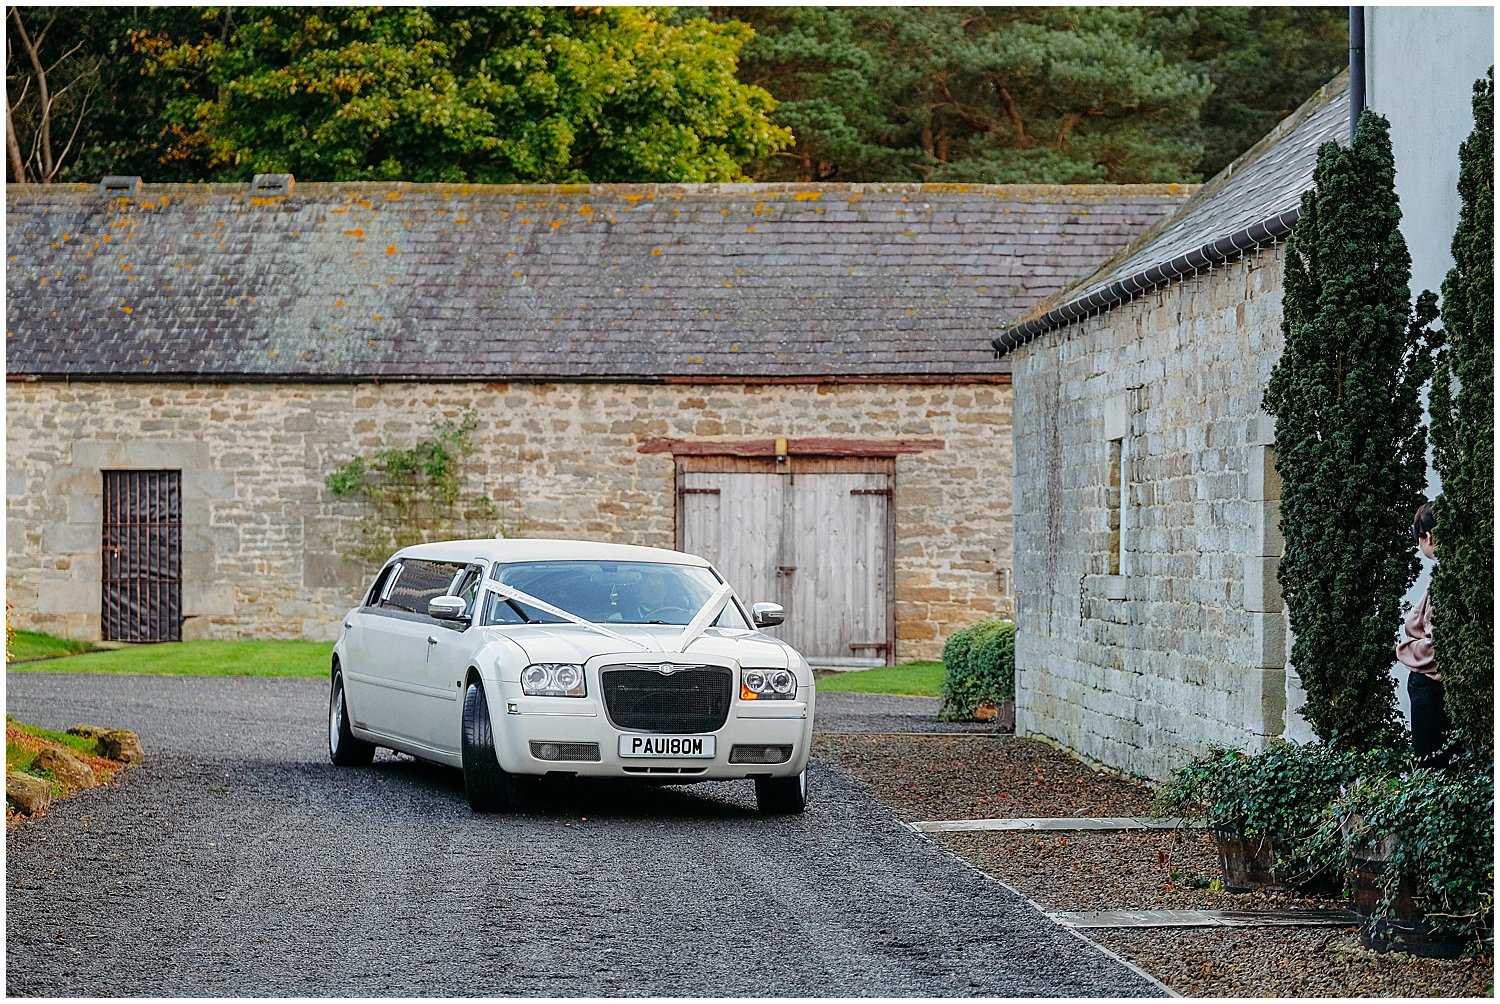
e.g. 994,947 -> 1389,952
6,674 -> 1165,997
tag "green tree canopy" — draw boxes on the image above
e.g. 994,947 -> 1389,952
140,6 -> 790,183
724,6 -> 1347,185
1263,112 -> 1437,751
1143,6 -> 1349,178
730,6 -> 1212,184
5,6 -> 199,183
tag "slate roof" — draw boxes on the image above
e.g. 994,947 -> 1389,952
998,72 -> 1351,351
6,181 -> 1189,382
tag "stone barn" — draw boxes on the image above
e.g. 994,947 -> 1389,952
995,77 -> 1350,779
7,180 -> 1189,663
998,18 -> 1495,781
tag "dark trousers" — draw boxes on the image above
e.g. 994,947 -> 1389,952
1408,671 -> 1454,766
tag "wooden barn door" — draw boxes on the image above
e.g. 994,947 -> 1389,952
678,457 -> 893,665
101,470 -> 183,642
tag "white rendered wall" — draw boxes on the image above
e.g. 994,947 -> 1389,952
1366,6 -> 1493,723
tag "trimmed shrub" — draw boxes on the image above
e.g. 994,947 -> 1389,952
938,619 -> 1015,721
1262,110 -> 1436,750
1430,70 -> 1494,748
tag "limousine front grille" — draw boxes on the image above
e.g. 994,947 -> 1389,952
600,665 -> 732,734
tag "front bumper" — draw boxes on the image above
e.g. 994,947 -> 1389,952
489,682 -> 815,781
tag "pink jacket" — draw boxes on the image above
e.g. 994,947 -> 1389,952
1397,590 -> 1440,681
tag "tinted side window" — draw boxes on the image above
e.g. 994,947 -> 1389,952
363,563 -> 399,607
381,559 -> 466,615
452,567 -> 483,618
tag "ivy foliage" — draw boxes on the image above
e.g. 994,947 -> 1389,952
1153,740 -> 1407,883
138,6 -> 790,183
937,619 -> 1015,721
325,408 -> 499,568
1263,111 -> 1437,751
1305,751 -> 1494,946
1429,70 -> 1495,749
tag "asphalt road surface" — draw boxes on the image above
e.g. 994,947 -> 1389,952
6,673 -> 1166,997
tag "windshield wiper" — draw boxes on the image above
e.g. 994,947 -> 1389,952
503,598 -> 536,624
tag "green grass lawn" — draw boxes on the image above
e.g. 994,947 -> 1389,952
5,716 -> 103,773
814,660 -> 944,697
8,630 -> 98,663
7,629 -> 945,693
7,639 -> 330,678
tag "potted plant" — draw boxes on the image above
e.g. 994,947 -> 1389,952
1154,740 -> 1404,894
938,619 -> 1015,729
1303,750 -> 1493,958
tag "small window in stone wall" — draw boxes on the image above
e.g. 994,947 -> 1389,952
381,559 -> 466,616
1104,393 -> 1132,577
1107,438 -> 1124,576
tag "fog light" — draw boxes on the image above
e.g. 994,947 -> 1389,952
539,743 -> 561,760
729,744 -> 793,764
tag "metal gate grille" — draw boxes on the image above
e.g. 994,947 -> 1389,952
101,470 -> 182,642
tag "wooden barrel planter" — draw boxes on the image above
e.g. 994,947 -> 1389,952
1213,826 -> 1282,892
1347,839 -> 1471,959
1212,826 -> 1343,896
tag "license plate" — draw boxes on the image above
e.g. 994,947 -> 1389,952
618,734 -> 716,758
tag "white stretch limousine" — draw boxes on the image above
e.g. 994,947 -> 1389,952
329,538 -> 816,813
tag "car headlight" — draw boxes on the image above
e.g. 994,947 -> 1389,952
740,667 -> 797,701
521,663 -> 587,698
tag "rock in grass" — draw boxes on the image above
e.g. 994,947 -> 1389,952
98,730 -> 144,765
34,747 -> 96,790
6,772 -> 52,815
68,725 -> 145,764
66,724 -> 110,741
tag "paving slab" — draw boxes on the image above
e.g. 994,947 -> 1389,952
1049,909 -> 1359,929
912,816 -> 1184,833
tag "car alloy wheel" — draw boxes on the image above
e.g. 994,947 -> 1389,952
328,671 -> 375,767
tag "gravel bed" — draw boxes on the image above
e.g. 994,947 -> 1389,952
6,675 -> 1168,997
814,731 -> 1494,998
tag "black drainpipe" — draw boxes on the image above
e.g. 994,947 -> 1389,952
1349,6 -> 1366,140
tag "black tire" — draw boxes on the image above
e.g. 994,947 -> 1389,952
329,670 -> 376,767
461,680 -> 524,813
755,769 -> 809,814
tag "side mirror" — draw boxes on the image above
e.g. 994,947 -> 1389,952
429,596 -> 470,622
752,602 -> 786,628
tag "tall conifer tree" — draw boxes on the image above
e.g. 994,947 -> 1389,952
1429,70 -> 1494,747
1264,111 -> 1436,750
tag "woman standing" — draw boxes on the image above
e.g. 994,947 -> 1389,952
1397,501 -> 1453,765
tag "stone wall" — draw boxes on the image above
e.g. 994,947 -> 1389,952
6,380 -> 1012,659
1010,251 -> 1303,781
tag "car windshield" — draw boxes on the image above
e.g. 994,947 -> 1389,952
482,560 -> 749,629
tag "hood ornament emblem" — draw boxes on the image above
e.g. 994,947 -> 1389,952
656,663 -> 679,675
